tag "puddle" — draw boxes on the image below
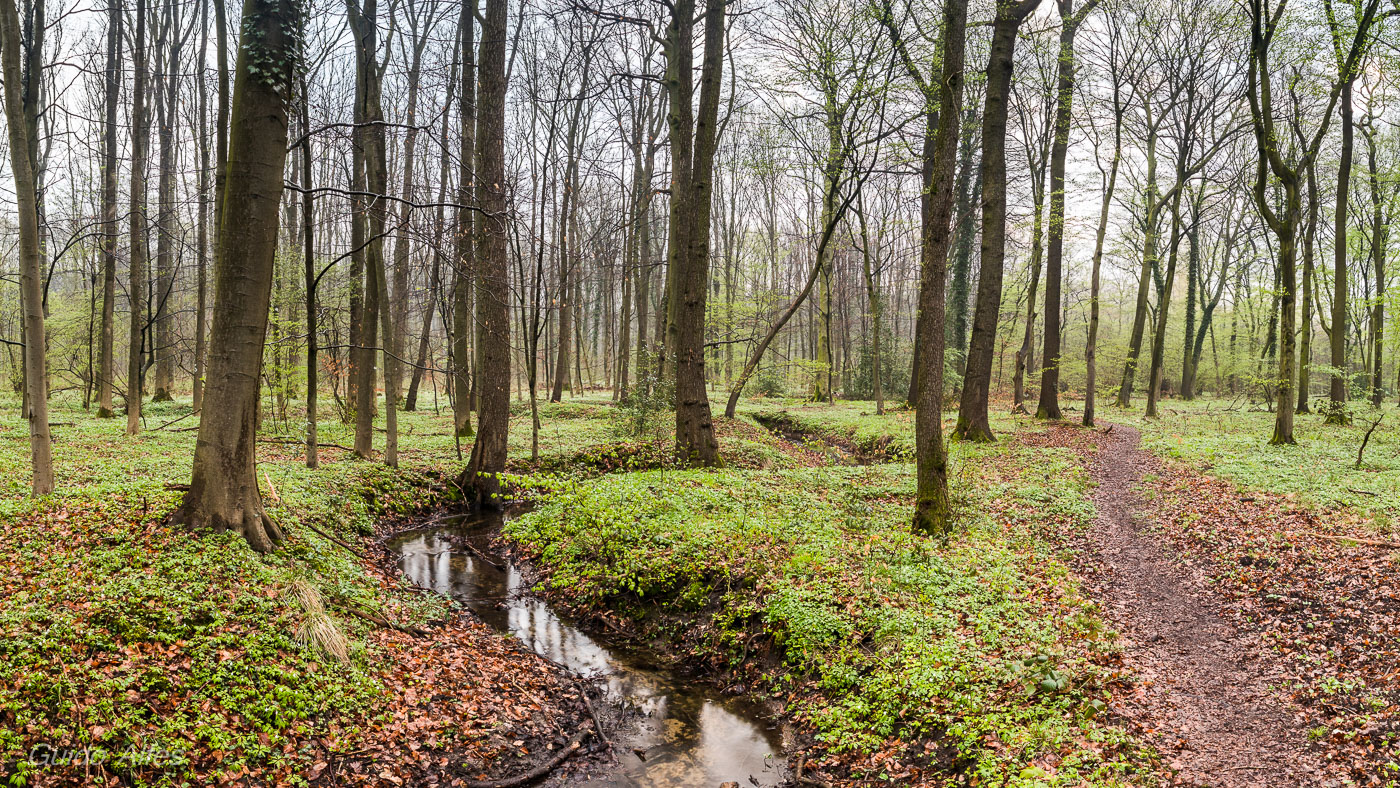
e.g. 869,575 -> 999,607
387,512 -> 790,787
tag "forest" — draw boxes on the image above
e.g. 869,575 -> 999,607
5,0 -> 1400,783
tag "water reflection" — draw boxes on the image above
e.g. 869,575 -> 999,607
388,518 -> 788,787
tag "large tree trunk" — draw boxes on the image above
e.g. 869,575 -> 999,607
911,0 -> 967,536
97,0 -> 121,419
462,0 -> 509,501
174,0 -> 297,551
665,0 -> 723,465
349,0 -> 393,463
811,115 -> 840,404
0,0 -> 52,493
954,0 -> 1042,443
126,0 -> 149,436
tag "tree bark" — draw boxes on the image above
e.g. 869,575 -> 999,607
126,0 -> 149,436
462,0 -> 509,502
911,0 -> 967,536
665,0 -> 724,465
97,0 -> 121,419
1038,0 -> 1094,420
452,0 -> 477,437
954,0 -> 1042,443
175,0 -> 298,551
1327,79 -> 1355,424
0,0 -> 52,493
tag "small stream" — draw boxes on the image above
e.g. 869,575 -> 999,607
387,512 -> 790,787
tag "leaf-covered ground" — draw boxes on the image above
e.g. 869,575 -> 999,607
0,393 -> 614,787
1112,401 -> 1400,785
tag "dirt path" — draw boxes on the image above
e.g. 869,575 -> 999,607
1090,424 -> 1337,787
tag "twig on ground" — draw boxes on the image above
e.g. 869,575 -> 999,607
155,411 -> 197,430
462,724 -> 591,788
343,605 -> 428,637
259,437 -> 356,452
304,522 -> 370,559
1356,414 -> 1385,469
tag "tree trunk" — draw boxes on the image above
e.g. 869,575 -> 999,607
452,0 -> 477,437
1083,101 -> 1122,427
300,79 -> 318,469
126,0 -> 149,436
194,0 -> 209,412
1296,161 -> 1318,413
1366,125 -> 1386,408
97,0 -> 121,419
349,0 -> 393,463
0,0 -> 52,493
1012,163 -> 1046,413
1145,187 -> 1185,418
151,4 -> 181,403
947,109 -> 980,380
175,0 -> 297,551
462,0 -> 509,501
1327,80 -> 1354,424
665,0 -> 724,465
911,0 -> 967,536
1037,0 -> 1092,420
954,0 -> 1042,443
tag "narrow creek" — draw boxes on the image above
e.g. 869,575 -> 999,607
387,511 -> 791,787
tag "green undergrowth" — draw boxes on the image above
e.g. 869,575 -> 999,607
506,415 -> 1152,786
0,393 -> 459,786
1114,398 -> 1400,530
741,399 -> 916,460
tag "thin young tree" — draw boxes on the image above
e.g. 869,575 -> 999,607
1036,0 -> 1099,420
96,0 -> 122,419
126,0 -> 150,436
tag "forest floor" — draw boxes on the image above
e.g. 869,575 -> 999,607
4,391 -> 1400,787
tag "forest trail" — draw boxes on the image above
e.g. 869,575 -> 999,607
1090,425 -> 1335,787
